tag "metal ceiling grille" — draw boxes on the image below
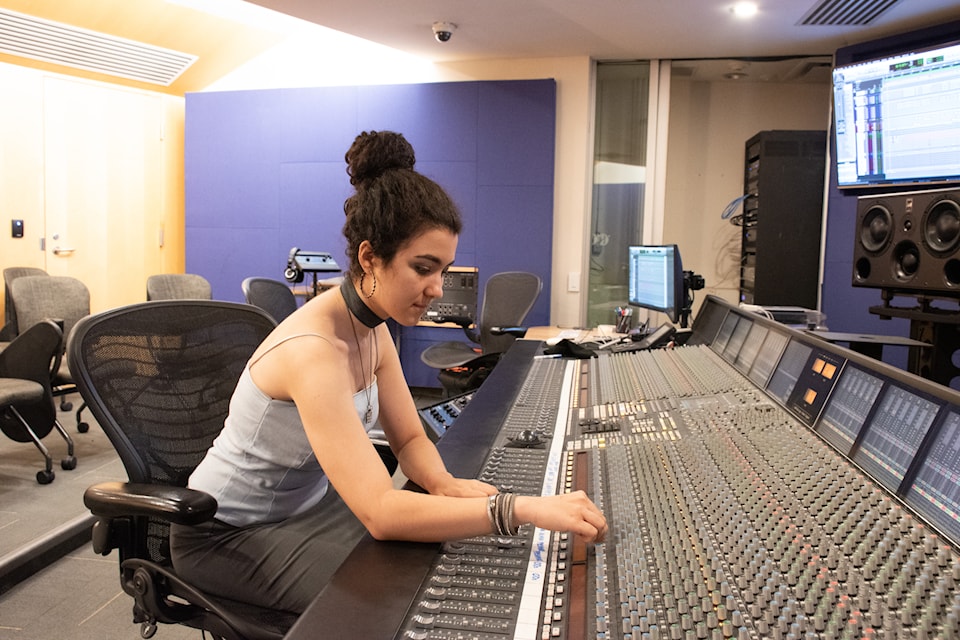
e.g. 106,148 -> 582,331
0,8 -> 197,86
800,0 -> 903,26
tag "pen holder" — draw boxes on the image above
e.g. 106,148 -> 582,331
614,309 -> 633,334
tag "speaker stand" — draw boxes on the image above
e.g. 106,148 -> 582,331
870,293 -> 960,388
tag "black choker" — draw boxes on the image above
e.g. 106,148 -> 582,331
341,278 -> 384,328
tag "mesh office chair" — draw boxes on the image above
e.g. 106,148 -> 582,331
421,271 -> 542,396
1,266 -> 48,341
68,300 -> 294,640
242,277 -> 298,323
0,319 -> 77,484
146,273 -> 213,301
9,275 -> 90,431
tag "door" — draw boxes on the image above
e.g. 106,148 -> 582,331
43,76 -> 165,312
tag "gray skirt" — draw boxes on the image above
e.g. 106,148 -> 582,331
169,488 -> 367,614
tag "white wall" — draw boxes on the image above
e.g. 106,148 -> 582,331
664,76 -> 832,316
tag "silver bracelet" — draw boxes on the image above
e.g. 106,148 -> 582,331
493,492 -> 519,536
486,493 -> 498,534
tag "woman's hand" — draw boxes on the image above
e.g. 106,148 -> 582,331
430,475 -> 498,498
515,491 -> 608,543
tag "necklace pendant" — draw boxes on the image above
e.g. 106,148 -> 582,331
364,406 -> 372,424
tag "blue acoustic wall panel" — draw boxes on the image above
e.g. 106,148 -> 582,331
185,79 -> 556,387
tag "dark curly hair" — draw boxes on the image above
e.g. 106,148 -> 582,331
342,131 -> 462,277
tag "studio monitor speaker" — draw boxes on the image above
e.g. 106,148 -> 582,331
852,188 -> 960,295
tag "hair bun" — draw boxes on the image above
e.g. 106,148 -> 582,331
345,130 -> 416,185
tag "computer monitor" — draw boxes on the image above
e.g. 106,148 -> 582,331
627,244 -> 683,324
832,37 -> 960,189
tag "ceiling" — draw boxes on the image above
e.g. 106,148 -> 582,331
251,0 -> 960,63
1,0 -> 959,95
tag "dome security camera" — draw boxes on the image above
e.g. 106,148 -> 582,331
432,21 -> 456,43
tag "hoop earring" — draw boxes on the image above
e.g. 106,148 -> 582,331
360,272 -> 377,298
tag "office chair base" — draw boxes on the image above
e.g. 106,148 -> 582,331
5,407 -> 76,484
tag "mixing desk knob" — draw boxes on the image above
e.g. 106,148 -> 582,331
706,611 -> 718,629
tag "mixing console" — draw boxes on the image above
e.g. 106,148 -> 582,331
288,296 -> 960,640
399,351 -> 960,639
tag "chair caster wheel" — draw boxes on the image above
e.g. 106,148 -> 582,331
60,400 -> 73,412
77,422 -> 89,433
61,456 -> 77,470
36,469 -> 55,484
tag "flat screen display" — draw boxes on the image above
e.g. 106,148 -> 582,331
748,329 -> 789,388
817,366 -> 884,455
853,385 -> 941,492
627,245 -> 683,324
734,322 -> 768,375
906,409 -> 960,546
767,340 -> 813,405
711,309 -> 739,355
832,39 -> 960,189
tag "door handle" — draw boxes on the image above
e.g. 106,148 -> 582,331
52,246 -> 76,256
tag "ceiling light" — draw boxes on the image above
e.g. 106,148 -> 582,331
732,2 -> 759,18
724,61 -> 750,80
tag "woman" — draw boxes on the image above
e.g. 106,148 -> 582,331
170,130 -> 607,614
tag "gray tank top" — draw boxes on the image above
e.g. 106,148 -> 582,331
188,333 -> 380,526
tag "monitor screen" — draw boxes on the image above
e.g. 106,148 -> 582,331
816,365 -> 884,455
627,244 -> 683,324
852,384 -> 941,493
905,409 -> 960,546
832,38 -> 960,189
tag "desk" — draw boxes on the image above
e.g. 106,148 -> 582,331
803,330 -> 929,361
523,325 -> 620,343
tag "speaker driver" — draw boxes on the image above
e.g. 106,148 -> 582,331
860,204 -> 893,253
923,199 -> 960,255
893,241 -> 921,281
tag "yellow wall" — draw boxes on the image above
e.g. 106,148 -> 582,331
0,61 -> 185,322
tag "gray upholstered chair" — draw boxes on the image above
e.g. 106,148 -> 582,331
146,274 -> 213,301
241,277 -> 298,323
0,319 -> 76,483
420,271 -> 542,396
2,266 -> 48,341
9,275 -> 91,431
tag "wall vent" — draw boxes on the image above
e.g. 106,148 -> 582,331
800,0 -> 903,26
0,8 -> 197,86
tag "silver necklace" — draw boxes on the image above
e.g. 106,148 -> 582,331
347,304 -> 378,425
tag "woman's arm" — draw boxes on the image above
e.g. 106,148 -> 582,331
282,331 -> 606,543
372,326 -> 493,497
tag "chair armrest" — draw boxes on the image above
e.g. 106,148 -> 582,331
427,314 -> 480,344
490,326 -> 528,338
84,481 -> 218,526
427,314 -> 473,329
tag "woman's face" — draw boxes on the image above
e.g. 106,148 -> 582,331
366,227 -> 458,326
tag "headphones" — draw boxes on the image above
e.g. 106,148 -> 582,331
284,247 -> 304,283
